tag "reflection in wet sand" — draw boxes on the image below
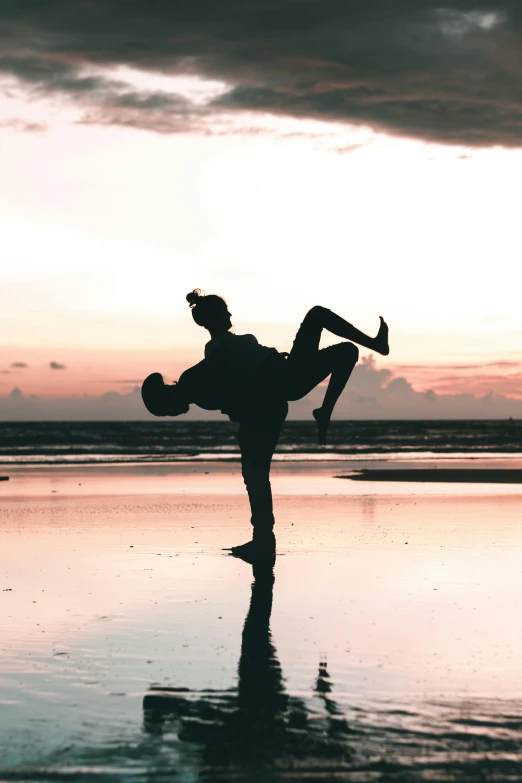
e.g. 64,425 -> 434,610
142,559 -> 522,782
3,475 -> 522,780
144,560 -> 353,780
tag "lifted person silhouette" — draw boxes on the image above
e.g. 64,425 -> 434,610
142,290 -> 389,561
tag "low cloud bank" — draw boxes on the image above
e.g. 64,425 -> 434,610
291,358 -> 522,419
2,359 -> 522,420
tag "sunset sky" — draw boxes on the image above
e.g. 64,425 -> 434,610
1,1 -> 521,418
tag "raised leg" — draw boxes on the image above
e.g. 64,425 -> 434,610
290,306 -> 388,361
314,344 -> 359,444
286,341 -> 359,445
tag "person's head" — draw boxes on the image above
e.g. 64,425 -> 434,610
141,372 -> 189,417
186,289 -> 232,334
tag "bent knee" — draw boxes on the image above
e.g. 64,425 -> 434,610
304,305 -> 329,322
339,341 -> 359,362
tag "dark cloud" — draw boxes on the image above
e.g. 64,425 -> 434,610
0,54 -> 197,132
10,361 -> 28,368
49,361 -> 67,370
0,1 -> 522,145
0,55 -> 113,93
0,118 -> 46,132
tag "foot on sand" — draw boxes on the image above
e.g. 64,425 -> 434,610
230,532 -> 276,564
313,407 -> 330,446
375,316 -> 389,356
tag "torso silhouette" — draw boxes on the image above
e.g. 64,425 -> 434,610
205,332 -> 278,375
175,332 -> 284,422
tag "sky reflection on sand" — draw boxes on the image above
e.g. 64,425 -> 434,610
1,467 -> 522,778
5,457 -> 522,498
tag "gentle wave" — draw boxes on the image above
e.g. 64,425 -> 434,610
5,451 -> 522,466
1,420 -> 522,464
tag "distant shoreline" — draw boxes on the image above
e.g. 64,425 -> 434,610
4,452 -> 522,467
341,469 -> 522,483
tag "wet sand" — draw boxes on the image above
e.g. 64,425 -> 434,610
343,468 -> 522,483
2,462 -> 522,780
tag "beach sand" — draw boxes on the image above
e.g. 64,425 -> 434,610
344,468 -> 522,483
2,461 -> 522,781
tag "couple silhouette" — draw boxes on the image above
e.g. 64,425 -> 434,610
142,291 -> 389,561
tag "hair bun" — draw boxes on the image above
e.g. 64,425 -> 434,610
186,289 -> 201,308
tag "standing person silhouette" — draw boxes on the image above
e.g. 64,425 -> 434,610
142,290 -> 389,561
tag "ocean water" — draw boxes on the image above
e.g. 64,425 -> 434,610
1,420 -> 522,464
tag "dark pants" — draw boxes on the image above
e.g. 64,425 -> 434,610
284,306 -> 359,401
237,403 -> 287,535
238,306 -> 359,535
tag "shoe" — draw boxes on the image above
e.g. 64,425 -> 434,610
230,533 -> 276,565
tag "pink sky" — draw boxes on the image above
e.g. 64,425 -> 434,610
1,3 -> 522,417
